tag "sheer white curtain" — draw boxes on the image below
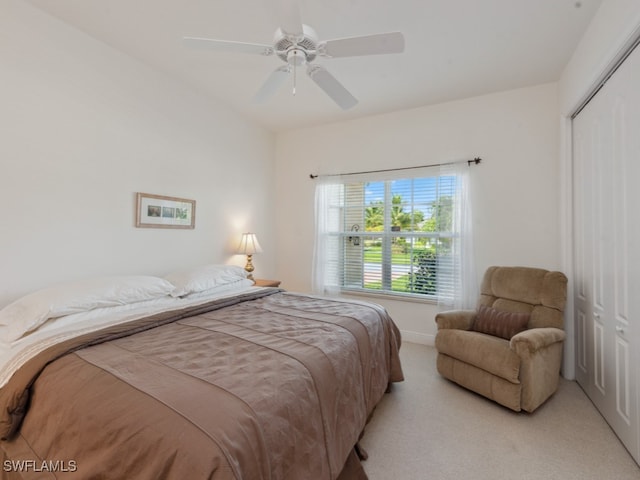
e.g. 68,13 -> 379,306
437,161 -> 477,309
312,179 -> 342,295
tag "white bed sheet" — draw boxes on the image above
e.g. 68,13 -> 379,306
0,284 -> 262,388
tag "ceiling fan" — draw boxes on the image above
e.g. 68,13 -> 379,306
183,1 -> 405,110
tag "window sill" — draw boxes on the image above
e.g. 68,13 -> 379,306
339,288 -> 438,305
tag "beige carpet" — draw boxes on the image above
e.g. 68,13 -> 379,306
359,342 -> 640,480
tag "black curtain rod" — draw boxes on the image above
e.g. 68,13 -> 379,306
309,157 -> 481,179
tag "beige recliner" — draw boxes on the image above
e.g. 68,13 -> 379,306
435,266 -> 568,412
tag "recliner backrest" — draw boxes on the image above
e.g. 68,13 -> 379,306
478,266 -> 568,330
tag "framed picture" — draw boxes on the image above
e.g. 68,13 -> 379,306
135,192 -> 195,229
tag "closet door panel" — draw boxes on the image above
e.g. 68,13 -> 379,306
572,120 -> 593,390
624,52 -> 640,464
572,42 -> 640,465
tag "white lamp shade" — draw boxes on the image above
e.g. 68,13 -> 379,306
237,233 -> 263,255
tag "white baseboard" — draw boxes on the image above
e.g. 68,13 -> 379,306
400,330 -> 435,346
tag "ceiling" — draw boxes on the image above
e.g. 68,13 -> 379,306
26,0 -> 603,133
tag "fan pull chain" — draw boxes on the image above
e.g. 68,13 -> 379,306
293,61 -> 297,96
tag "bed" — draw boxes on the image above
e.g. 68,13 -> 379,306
0,265 -> 403,479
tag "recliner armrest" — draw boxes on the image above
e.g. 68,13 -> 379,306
435,310 -> 476,330
510,327 -> 566,354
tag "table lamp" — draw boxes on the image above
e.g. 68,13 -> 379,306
236,232 -> 263,280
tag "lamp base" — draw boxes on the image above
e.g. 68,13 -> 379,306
244,254 -> 255,280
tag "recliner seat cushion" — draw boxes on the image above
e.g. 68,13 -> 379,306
435,329 -> 521,383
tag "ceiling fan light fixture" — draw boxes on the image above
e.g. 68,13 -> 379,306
286,48 -> 307,67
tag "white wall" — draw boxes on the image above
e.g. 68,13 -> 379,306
0,0 -> 276,307
275,83 -> 561,344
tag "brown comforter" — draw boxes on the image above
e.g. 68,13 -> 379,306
0,289 -> 403,479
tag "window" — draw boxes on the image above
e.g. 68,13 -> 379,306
314,164 -> 472,303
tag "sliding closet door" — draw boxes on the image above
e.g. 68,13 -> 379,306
573,43 -> 640,464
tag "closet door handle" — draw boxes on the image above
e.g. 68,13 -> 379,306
615,326 -> 625,335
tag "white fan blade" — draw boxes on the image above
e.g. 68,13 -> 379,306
183,37 -> 274,56
307,65 -> 358,110
271,0 -> 303,36
319,32 -> 405,58
253,66 -> 291,103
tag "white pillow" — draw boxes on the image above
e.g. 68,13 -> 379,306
0,276 -> 174,341
164,264 -> 248,297
181,278 -> 255,299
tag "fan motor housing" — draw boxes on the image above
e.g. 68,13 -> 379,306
274,24 -> 318,63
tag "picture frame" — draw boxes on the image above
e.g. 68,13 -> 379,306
135,192 -> 196,229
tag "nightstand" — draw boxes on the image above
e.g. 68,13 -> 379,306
253,279 -> 281,287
